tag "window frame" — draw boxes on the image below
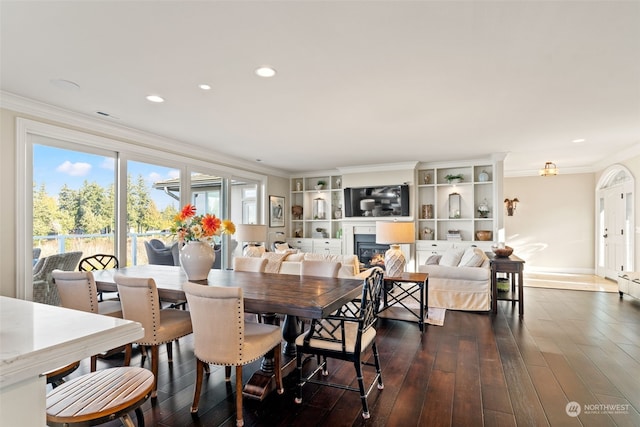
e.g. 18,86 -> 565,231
17,118 -> 266,300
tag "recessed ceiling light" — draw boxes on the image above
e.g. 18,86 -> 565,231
146,95 -> 164,103
255,66 -> 276,78
50,79 -> 80,91
572,138 -> 586,143
198,84 -> 211,90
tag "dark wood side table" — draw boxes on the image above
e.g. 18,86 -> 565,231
379,272 -> 429,331
489,254 -> 525,316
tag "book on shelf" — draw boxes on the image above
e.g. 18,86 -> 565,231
446,230 -> 462,241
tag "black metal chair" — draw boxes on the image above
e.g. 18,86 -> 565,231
294,267 -> 385,419
79,254 -> 119,301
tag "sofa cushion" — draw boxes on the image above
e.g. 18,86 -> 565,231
458,247 -> 487,267
439,248 -> 465,267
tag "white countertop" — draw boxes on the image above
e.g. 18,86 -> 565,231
0,296 -> 143,388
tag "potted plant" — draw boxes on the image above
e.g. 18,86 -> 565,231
444,174 -> 464,184
315,180 -> 327,190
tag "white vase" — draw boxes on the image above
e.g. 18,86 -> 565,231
179,241 -> 214,281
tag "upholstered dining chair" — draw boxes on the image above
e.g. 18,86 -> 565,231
114,274 -> 193,398
233,257 -> 268,326
183,282 -> 284,427
233,256 -> 268,273
295,267 -> 384,420
51,269 -> 123,371
300,260 -> 342,278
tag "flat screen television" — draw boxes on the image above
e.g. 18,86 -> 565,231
344,184 -> 410,217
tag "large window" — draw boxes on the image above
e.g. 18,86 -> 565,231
126,160 -> 181,266
32,137 -> 116,267
18,119 -> 266,300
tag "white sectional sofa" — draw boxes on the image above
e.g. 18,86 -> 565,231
417,246 -> 492,311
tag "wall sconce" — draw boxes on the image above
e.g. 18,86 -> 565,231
539,161 -> 559,176
504,198 -> 519,216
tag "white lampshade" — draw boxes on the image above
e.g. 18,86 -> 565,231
375,221 -> 415,245
236,224 -> 267,244
376,221 -> 415,278
236,224 -> 267,257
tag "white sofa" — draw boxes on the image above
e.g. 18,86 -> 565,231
260,251 -> 361,278
417,246 -> 491,311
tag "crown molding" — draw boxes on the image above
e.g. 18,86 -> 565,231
337,161 -> 419,174
0,91 -> 289,178
594,141 -> 640,172
505,166 -> 595,178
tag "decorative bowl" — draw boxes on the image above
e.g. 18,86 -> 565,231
476,230 -> 492,241
492,245 -> 513,257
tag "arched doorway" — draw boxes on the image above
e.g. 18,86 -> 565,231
596,165 -> 634,279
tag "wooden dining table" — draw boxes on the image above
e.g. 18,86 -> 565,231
92,264 -> 365,399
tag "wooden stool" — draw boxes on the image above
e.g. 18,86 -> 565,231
45,361 -> 80,388
46,367 -> 153,427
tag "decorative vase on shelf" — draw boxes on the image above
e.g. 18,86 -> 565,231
179,241 -> 214,281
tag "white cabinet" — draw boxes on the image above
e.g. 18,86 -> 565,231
286,238 -> 313,253
290,175 -> 343,242
286,238 -> 342,255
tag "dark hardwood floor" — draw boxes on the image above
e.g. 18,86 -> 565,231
64,287 -> 640,426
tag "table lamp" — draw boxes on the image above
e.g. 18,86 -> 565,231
376,221 -> 415,277
236,224 -> 267,257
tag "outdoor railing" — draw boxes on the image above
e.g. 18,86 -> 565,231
33,231 -> 173,266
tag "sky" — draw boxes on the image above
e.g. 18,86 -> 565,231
33,144 -> 180,211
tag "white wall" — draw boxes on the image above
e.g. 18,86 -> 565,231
503,173 -> 596,273
0,109 -> 17,297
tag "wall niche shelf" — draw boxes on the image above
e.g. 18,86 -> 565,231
290,175 -> 343,246
415,162 -> 500,263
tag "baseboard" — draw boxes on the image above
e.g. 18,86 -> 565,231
525,266 -> 595,275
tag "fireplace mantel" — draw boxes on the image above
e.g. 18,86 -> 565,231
343,221 -> 413,271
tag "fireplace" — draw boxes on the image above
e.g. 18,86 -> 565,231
355,234 -> 389,270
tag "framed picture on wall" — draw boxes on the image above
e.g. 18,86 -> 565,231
269,195 -> 285,227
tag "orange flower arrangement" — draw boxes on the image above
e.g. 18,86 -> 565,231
172,204 -> 235,243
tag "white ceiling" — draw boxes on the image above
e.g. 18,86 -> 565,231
2,1 -> 639,176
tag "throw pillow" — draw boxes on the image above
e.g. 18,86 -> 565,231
274,242 -> 292,253
425,255 -> 441,265
439,248 -> 465,267
458,247 -> 487,267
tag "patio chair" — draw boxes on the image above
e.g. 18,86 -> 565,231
144,239 -> 175,266
145,241 -> 187,308
183,282 -> 284,426
32,251 -> 83,306
33,247 -> 41,266
295,267 -> 384,419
